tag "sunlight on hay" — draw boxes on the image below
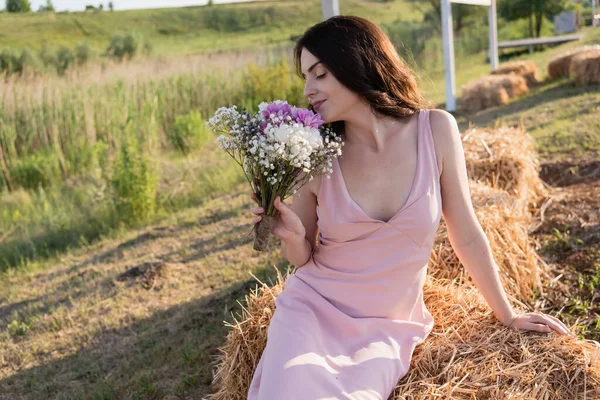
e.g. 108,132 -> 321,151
491,60 -> 540,87
208,269 -> 600,400
570,49 -> 600,86
548,45 -> 600,81
461,126 -> 550,212
429,181 -> 548,305
461,75 -> 527,112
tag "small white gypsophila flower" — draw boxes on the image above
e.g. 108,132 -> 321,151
258,102 -> 269,113
207,106 -> 241,134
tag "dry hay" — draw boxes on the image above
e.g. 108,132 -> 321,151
461,126 -> 550,211
547,45 -> 600,81
208,269 -> 600,400
391,276 -> 600,399
429,181 -> 548,305
570,48 -> 600,86
491,60 -> 540,87
461,74 -> 528,112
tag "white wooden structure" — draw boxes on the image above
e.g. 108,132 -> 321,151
321,0 -> 339,20
319,0 -> 498,112
441,0 -> 498,112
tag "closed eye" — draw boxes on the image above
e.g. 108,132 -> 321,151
316,73 -> 326,80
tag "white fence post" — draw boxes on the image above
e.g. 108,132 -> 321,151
442,0 -> 497,112
321,0 -> 340,20
489,0 -> 499,70
441,0 -> 457,112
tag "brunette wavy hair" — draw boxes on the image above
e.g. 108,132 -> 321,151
293,15 -> 431,134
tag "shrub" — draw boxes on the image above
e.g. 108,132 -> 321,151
19,47 -> 44,75
0,48 -> 20,75
10,149 -> 63,191
106,32 -> 152,61
168,111 -> 212,155
110,124 -> 158,225
75,42 -> 95,66
57,46 -> 74,75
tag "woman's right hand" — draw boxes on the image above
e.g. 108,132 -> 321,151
250,193 -> 307,244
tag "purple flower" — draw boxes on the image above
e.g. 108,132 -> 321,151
295,108 -> 324,129
259,121 -> 268,134
261,100 -> 293,121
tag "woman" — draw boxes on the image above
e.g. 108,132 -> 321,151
248,15 -> 573,399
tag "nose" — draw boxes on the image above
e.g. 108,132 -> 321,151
303,79 -> 317,100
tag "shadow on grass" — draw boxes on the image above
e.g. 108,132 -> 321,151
0,203 -> 252,329
0,252 -> 290,400
0,188 -> 248,273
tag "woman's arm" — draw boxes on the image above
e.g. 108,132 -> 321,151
279,176 -> 319,268
430,109 -> 515,326
429,110 -> 572,336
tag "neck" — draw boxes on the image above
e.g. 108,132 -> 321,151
342,107 -> 400,153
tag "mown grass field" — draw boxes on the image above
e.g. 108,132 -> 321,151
0,0 -> 423,54
0,2 -> 599,397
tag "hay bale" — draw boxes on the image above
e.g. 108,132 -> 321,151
461,126 -> 549,210
548,45 -> 600,81
391,276 -> 600,399
570,49 -> 600,86
461,78 -> 509,112
429,181 -> 548,305
209,270 -> 600,399
491,60 -> 540,87
461,75 -> 527,112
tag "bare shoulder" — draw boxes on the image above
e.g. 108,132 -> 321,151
308,174 -> 323,197
427,109 -> 461,175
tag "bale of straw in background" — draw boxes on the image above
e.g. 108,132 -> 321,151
461,126 -> 549,210
209,270 -> 600,400
547,45 -> 600,81
569,49 -> 600,86
461,75 -> 527,112
490,74 -> 529,98
491,60 -> 540,87
461,78 -> 509,112
428,181 -> 548,305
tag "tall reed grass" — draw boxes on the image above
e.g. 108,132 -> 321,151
0,44 -> 305,270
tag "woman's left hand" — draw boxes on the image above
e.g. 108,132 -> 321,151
506,312 -> 576,338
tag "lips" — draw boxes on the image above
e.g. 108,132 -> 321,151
313,100 -> 326,111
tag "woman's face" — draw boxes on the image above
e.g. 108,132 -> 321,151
300,47 -> 364,123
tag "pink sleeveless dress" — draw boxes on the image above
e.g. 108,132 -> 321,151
248,109 -> 442,399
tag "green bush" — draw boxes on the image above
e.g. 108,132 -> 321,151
74,42 -> 95,65
241,57 -> 304,112
204,7 -> 276,32
110,124 -> 158,225
0,48 -> 20,75
106,32 -> 152,61
39,42 -> 58,73
19,47 -> 44,75
168,111 -> 212,155
57,46 -> 74,75
10,149 -> 63,191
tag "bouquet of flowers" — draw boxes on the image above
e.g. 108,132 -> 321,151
206,100 -> 344,251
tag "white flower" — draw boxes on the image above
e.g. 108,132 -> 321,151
308,128 -> 323,149
258,102 -> 269,113
273,125 -> 293,144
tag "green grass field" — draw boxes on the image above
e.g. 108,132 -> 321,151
0,0 -> 423,54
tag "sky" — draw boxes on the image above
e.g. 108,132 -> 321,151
1,0 -> 257,12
